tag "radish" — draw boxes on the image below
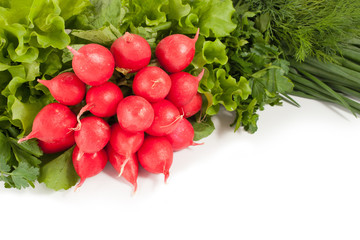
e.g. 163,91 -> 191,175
38,132 -> 75,154
166,118 -> 202,151
109,123 -> 144,158
38,72 -> 86,106
107,144 -> 138,192
72,145 -> 108,190
178,92 -> 203,118
167,69 -> 204,107
110,32 -> 151,74
145,99 -> 182,136
137,136 -> 173,183
67,44 -> 115,86
74,116 -> 111,153
155,28 -> 199,73
18,103 -> 77,143
116,96 -> 154,132
132,66 -> 171,102
75,82 -> 123,128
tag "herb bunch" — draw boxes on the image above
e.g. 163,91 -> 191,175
244,0 -> 360,62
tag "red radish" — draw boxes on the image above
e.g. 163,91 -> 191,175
107,144 -> 138,192
74,116 -> 111,153
178,92 -> 203,118
67,44 -> 115,86
38,72 -> 86,106
38,132 -> 75,154
75,82 -> 123,128
137,136 -> 173,182
72,146 -> 108,190
18,103 -> 77,143
132,66 -> 171,102
145,99 -> 182,136
167,69 -> 204,107
166,118 -> 202,151
110,32 -> 151,74
109,123 -> 144,157
116,96 -> 154,132
155,28 -> 199,73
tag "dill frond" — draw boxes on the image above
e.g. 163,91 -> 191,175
246,0 -> 360,62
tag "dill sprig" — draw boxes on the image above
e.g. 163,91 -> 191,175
245,0 -> 360,62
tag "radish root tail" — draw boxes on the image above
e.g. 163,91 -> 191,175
18,131 -> 38,143
74,178 -> 85,192
67,46 -> 81,57
193,28 -> 200,43
191,141 -> 204,146
69,103 -> 95,132
118,156 -> 130,177
196,68 -> 205,82
160,114 -> 183,128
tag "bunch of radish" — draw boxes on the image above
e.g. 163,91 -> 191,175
18,29 -> 204,192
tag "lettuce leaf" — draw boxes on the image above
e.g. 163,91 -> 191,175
0,0 -> 89,189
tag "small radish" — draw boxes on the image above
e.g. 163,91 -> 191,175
110,32 -> 151,74
155,28 -> 199,73
74,116 -> 111,153
132,66 -> 171,102
72,145 -> 108,190
67,44 -> 115,86
18,103 -> 77,143
167,69 -> 204,107
178,92 -> 203,118
166,118 -> 202,151
38,132 -> 75,154
107,144 -> 138,192
145,99 -> 182,136
38,72 -> 86,106
137,136 -> 173,183
109,123 -> 144,158
74,82 -> 123,128
116,96 -> 154,132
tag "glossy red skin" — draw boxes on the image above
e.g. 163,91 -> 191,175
71,44 -> 115,86
110,33 -> 151,73
72,146 -> 108,188
178,92 -> 202,118
38,72 -> 86,106
137,136 -> 173,182
117,96 -> 154,132
132,66 -> 171,102
74,116 -> 111,153
155,34 -> 195,73
166,118 -> 194,151
107,144 -> 138,191
85,82 -> 123,117
145,99 -> 181,136
109,123 -> 144,156
18,103 -> 77,143
167,72 -> 200,107
38,132 -> 75,154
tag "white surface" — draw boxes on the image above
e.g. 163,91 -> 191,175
1,97 -> 360,240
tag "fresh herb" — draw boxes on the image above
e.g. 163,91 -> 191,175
288,43 -> 360,115
245,0 -> 360,62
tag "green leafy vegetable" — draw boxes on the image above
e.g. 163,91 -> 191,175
0,0 -> 90,189
38,147 -> 79,191
191,116 -> 215,141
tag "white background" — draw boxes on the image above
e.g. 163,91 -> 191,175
1,97 -> 360,240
